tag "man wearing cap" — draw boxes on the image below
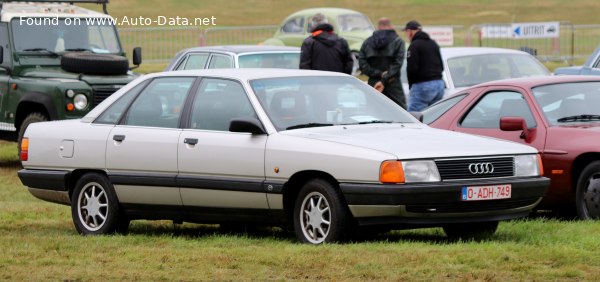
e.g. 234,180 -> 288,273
359,17 -> 406,109
403,20 -> 444,111
299,13 -> 353,74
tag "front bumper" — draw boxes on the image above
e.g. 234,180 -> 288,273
340,177 -> 549,226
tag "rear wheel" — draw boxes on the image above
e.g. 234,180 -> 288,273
293,179 -> 349,244
443,221 -> 499,240
17,112 -> 48,156
575,161 -> 600,219
71,173 -> 129,235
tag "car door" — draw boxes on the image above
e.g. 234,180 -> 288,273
449,87 -> 547,150
105,77 -> 196,211
178,77 -> 269,213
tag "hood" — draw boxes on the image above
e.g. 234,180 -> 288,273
368,29 -> 398,49
19,67 -> 138,85
281,123 -> 537,159
412,30 -> 432,41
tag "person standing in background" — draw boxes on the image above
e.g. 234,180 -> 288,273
359,17 -> 406,109
299,13 -> 353,74
404,20 -> 445,111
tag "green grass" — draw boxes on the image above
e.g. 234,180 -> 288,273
1,140 -> 600,280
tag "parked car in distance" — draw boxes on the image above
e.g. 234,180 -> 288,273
401,47 -> 551,97
165,45 -> 300,71
554,46 -> 600,75
19,69 -> 548,244
263,8 -> 375,75
422,75 -> 600,219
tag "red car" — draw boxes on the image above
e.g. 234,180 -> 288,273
422,75 -> 600,219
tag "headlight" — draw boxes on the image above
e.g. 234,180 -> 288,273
73,94 -> 88,110
379,160 -> 440,184
515,154 -> 543,177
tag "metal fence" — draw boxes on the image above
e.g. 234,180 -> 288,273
118,23 -> 600,65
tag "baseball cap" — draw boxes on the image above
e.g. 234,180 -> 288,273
403,20 -> 422,31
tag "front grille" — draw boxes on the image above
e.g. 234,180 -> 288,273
92,86 -> 122,107
435,157 -> 514,181
406,197 -> 539,213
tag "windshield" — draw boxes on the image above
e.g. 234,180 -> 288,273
532,81 -> 600,125
12,18 -> 122,54
337,14 -> 374,32
250,76 -> 415,131
447,54 -> 549,88
238,53 -> 300,69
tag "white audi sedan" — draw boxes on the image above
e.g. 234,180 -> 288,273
18,69 -> 548,244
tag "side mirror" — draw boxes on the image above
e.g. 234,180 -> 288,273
0,46 -> 3,65
409,111 -> 423,123
500,116 -> 535,143
132,47 -> 142,67
229,117 -> 266,135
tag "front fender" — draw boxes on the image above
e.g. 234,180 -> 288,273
18,92 -> 58,120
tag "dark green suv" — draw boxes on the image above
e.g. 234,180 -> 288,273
0,0 -> 141,149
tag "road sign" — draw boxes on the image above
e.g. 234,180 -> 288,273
511,22 -> 560,38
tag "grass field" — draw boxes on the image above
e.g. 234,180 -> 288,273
1,140 -> 600,280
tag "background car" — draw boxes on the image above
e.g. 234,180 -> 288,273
554,45 -> 600,75
263,8 -> 375,75
18,69 -> 547,244
401,47 -> 551,97
422,75 -> 600,219
165,45 -> 300,71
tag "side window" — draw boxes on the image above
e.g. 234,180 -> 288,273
461,91 -> 536,128
189,79 -> 256,131
178,53 -> 209,70
281,16 -> 305,33
123,77 -> 195,128
208,54 -> 233,69
422,94 -> 467,124
94,81 -> 147,124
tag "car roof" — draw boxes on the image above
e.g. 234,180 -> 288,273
441,47 -> 530,59
1,2 -> 110,22
177,45 -> 300,54
472,75 -> 600,89
286,7 -> 365,18
146,68 -> 349,81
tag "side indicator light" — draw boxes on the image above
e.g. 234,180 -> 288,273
537,154 -> 544,176
379,161 -> 405,184
20,137 -> 29,161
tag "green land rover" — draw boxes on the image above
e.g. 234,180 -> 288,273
0,0 -> 141,150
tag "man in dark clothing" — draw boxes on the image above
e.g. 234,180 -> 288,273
359,17 -> 406,109
299,13 -> 353,74
404,20 -> 445,111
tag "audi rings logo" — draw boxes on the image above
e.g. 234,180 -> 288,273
468,163 -> 494,174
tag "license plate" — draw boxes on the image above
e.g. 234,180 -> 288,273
461,184 -> 512,201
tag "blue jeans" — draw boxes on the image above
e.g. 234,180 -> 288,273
408,80 -> 445,112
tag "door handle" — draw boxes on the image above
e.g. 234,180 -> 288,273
184,138 -> 198,145
113,135 -> 126,142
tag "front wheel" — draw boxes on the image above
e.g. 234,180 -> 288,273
575,161 -> 600,219
293,179 -> 349,244
443,221 -> 499,240
71,173 -> 129,235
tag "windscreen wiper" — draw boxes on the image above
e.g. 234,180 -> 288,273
286,123 -> 334,130
65,48 -> 92,52
357,120 -> 395,124
557,115 -> 600,123
22,48 -> 59,56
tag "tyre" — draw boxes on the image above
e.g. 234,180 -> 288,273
18,112 -> 48,157
575,161 -> 600,219
293,179 -> 349,244
71,173 -> 129,235
61,52 -> 129,75
443,221 -> 498,240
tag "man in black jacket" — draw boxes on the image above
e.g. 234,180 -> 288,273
299,13 -> 353,74
359,17 -> 406,109
404,20 -> 445,111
